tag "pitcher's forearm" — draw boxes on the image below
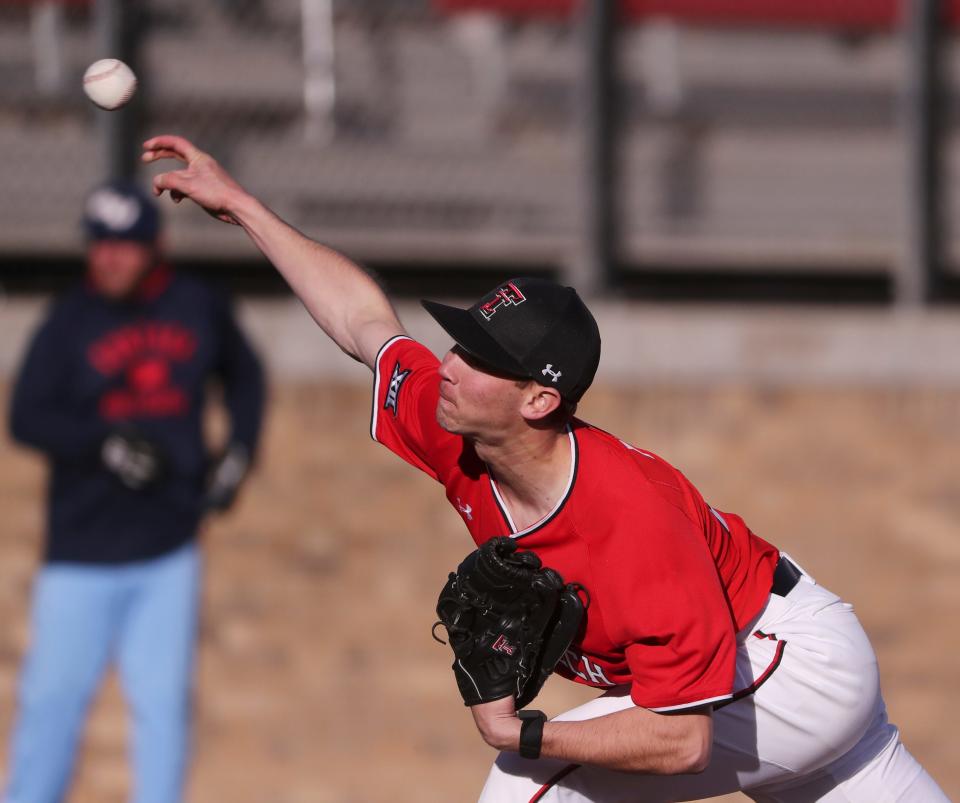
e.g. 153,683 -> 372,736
230,192 -> 404,368
472,698 -> 712,775
538,707 -> 712,774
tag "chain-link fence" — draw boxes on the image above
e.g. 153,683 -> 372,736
0,1 -> 579,269
0,0 -> 955,297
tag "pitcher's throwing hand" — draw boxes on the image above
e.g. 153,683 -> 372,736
143,135 -> 247,225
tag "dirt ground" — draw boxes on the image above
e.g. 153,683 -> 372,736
0,381 -> 957,803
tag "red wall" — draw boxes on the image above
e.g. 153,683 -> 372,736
434,0 -> 960,30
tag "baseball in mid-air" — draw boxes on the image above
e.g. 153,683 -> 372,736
83,58 -> 137,110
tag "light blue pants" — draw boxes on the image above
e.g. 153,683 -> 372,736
3,542 -> 201,803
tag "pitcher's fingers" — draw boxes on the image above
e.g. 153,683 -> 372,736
143,135 -> 202,163
143,133 -> 197,155
152,170 -> 189,197
142,148 -> 184,164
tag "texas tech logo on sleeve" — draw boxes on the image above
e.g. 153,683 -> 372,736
384,361 -> 411,416
479,282 -> 526,320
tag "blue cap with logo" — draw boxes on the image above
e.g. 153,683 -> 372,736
83,179 -> 160,243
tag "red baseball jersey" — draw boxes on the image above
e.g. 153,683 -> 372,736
371,336 -> 780,712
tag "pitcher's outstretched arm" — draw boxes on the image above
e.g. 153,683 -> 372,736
143,134 -> 404,370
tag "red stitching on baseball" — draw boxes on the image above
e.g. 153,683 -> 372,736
84,62 -> 124,84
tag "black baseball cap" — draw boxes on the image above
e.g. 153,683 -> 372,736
83,180 -> 160,243
421,277 -> 601,402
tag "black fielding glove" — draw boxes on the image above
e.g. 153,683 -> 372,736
204,442 -> 250,512
433,536 -> 586,709
100,428 -> 165,491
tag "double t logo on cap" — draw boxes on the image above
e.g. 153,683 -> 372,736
478,282 -> 527,321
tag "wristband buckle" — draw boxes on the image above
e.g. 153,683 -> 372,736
518,709 -> 547,760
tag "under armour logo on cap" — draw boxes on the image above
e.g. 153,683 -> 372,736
541,364 -> 562,383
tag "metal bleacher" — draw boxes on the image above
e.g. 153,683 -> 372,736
0,0 -> 952,281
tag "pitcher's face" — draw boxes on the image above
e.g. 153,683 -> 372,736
435,346 -> 528,440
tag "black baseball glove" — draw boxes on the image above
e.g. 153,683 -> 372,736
100,428 -> 166,491
204,442 -> 250,512
433,536 -> 585,709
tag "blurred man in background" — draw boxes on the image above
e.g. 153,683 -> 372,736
3,180 -> 265,803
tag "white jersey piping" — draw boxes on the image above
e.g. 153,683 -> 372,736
488,424 -> 578,539
369,335 -> 414,443
648,693 -> 733,713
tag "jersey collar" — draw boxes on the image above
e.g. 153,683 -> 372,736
488,424 -> 579,539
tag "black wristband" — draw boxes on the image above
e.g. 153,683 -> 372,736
518,709 -> 547,760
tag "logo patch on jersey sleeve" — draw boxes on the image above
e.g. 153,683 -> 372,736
384,361 -> 411,417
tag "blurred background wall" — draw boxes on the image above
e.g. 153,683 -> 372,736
4,0 -> 960,376
1,0 -> 959,303
0,1 -> 958,801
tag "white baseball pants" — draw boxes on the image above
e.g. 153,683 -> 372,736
479,563 -> 949,802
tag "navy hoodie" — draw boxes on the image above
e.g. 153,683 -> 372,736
9,267 -> 265,564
